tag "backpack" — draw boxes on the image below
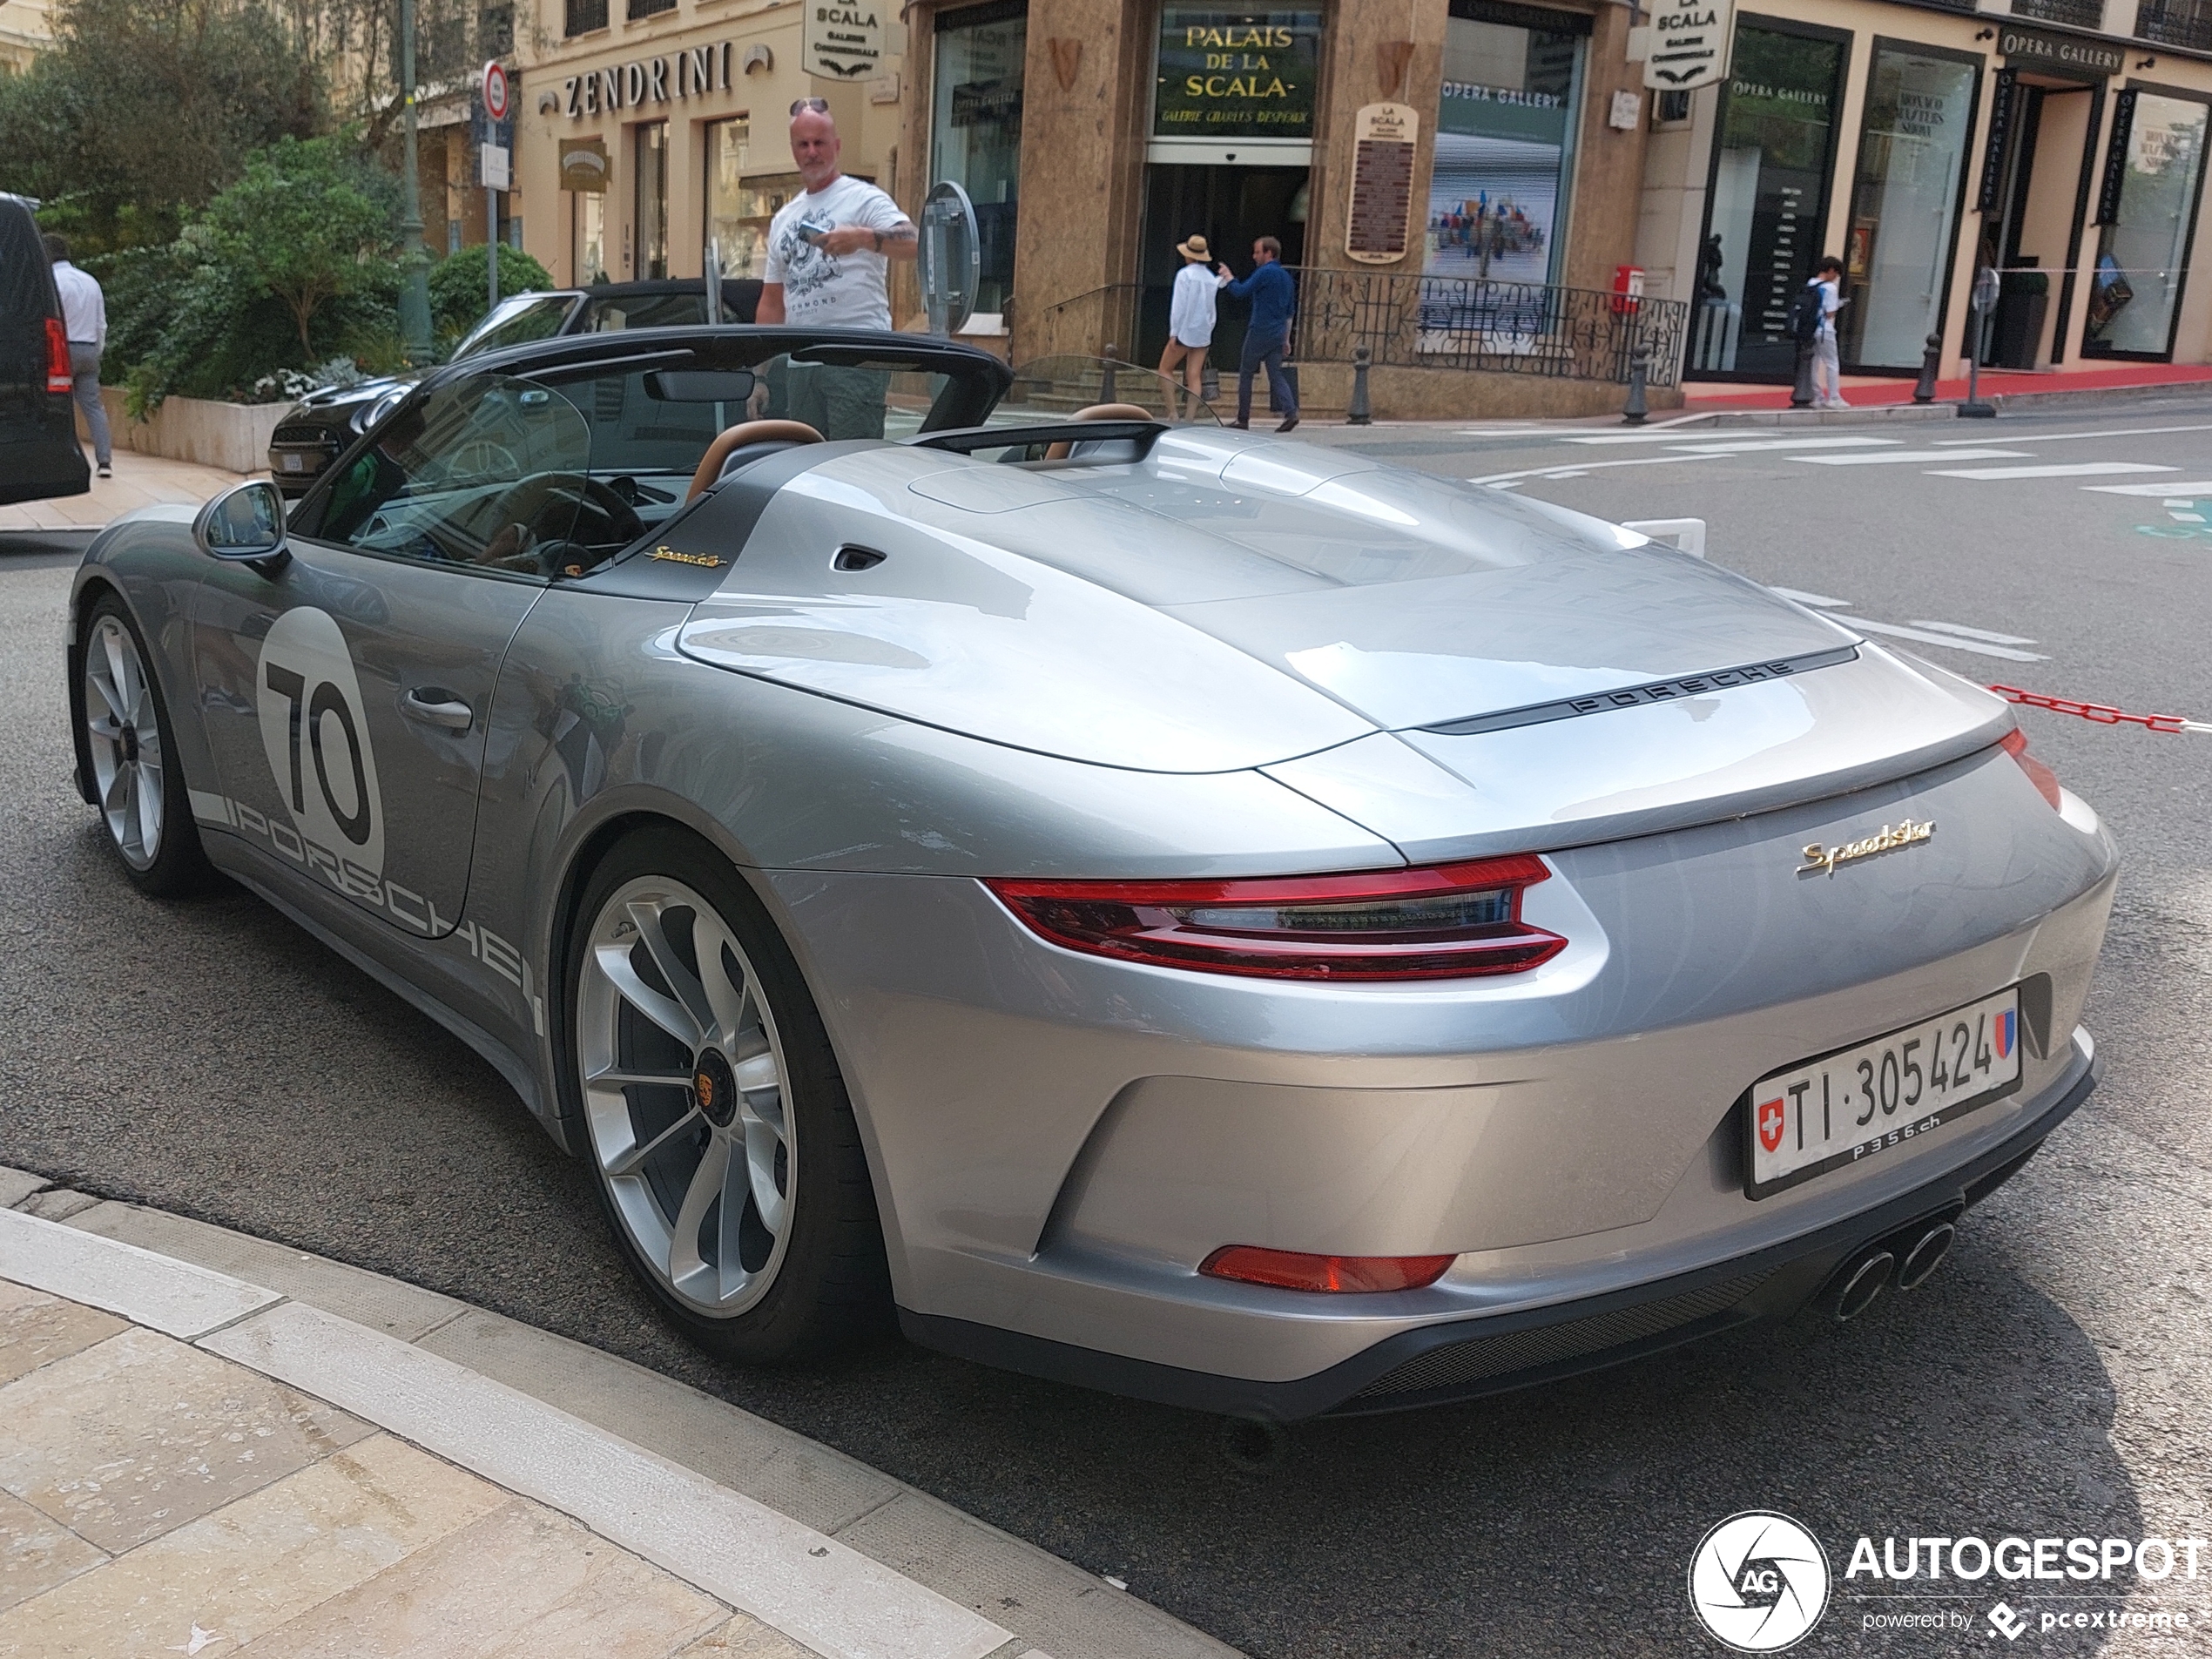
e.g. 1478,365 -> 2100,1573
1784,280 -> 1824,344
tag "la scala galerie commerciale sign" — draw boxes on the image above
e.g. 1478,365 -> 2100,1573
1153,7 -> 1320,140
805,3 -> 884,79
1644,0 -> 1736,91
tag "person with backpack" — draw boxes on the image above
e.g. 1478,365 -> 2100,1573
1786,255 -> 1849,410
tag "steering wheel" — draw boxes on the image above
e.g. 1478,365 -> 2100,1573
480,473 -> 647,577
447,439 -> 520,485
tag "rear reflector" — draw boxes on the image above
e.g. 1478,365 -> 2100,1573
984,856 -> 1565,981
1201,1246 -> 1457,1293
44,317 -> 71,395
2000,729 -> 2062,810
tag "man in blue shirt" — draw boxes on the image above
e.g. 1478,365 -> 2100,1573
1216,237 -> 1298,432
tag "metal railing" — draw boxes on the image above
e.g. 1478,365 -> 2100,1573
2137,0 -> 2212,47
2013,0 -> 2106,27
1036,268 -> 1687,388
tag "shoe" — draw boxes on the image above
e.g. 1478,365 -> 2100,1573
97,464 -> 111,477
1276,415 -> 1299,433
1227,421 -> 1250,430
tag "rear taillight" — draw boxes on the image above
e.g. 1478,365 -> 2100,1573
2000,729 -> 2062,810
1201,1246 -> 1457,1293
44,318 -> 71,395
985,856 -> 1565,981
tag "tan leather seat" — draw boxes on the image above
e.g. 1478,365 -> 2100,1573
685,420 -> 824,501
1043,403 -> 1156,461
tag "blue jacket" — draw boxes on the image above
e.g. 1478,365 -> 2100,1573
1224,260 -> 1296,339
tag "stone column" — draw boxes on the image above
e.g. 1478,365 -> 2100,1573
1305,0 -> 1447,280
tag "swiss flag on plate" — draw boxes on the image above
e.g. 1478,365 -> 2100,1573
1757,1097 -> 1785,1154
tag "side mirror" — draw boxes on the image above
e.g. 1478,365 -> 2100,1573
193,480 -> 290,570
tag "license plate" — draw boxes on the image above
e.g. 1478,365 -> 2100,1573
1743,988 -> 2024,1199
280,453 -> 304,471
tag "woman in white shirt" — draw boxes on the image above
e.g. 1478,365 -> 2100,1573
1159,235 -> 1217,421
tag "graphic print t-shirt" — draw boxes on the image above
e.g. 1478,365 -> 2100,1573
762,175 -> 911,331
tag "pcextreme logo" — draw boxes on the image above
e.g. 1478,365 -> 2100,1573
1689,1512 -> 1831,1652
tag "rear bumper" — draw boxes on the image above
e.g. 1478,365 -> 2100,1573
900,1045 -> 2099,1420
0,421 -> 90,505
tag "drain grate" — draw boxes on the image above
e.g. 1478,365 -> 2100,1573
1352,1271 -> 1773,1399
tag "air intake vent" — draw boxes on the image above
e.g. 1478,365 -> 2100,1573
833,546 -> 886,571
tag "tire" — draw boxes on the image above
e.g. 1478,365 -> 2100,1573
77,595 -> 217,897
562,824 -> 890,1363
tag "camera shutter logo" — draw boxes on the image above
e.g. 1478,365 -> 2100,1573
1688,1512 -> 1831,1651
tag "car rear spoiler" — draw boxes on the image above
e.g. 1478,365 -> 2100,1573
906,420 -> 1168,460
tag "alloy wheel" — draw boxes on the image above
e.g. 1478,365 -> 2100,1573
577,876 -> 796,1317
83,613 -> 165,871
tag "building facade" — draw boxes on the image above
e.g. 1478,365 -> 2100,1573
0,0 -> 52,75
515,0 -> 907,292
1637,0 -> 2212,384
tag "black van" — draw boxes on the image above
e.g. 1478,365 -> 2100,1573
0,193 -> 91,505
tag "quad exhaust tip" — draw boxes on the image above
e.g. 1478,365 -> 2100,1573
1831,1216 -> 1960,1320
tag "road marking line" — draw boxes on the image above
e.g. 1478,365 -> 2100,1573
1849,617 -> 2047,661
1666,436 -> 1904,454
2085,480 -> 2212,496
1907,620 -> 2040,645
1791,448 -> 2030,465
1467,454 -> 1715,485
1932,421 -> 2212,445
1768,586 -> 1852,607
1928,462 -> 2177,480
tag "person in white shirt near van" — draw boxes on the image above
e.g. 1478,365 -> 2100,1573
1160,234 -> 1218,421
45,234 -> 111,477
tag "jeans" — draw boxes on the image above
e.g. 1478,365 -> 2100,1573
71,342 -> 110,467
779,361 -> 891,440
1236,328 -> 1296,426
1811,333 -> 1845,408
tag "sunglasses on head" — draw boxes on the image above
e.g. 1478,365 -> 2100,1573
790,97 -> 830,115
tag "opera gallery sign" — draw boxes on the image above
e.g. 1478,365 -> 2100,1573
560,41 -> 735,118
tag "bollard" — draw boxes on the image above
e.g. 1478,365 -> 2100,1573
1912,333 -> 1941,403
1621,343 -> 1650,425
1347,346 -> 1373,425
1790,340 -> 1816,408
1099,347 -> 1117,406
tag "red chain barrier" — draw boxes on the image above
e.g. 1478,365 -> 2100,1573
1988,684 -> 2210,735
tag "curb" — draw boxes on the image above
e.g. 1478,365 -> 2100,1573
0,1168 -> 1244,1659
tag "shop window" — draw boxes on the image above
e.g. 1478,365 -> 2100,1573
564,0 -> 606,36
1838,44 -> 1979,371
1689,20 -> 1850,381
932,1 -> 1026,316
705,118 -> 804,281
635,121 -> 669,280
575,189 -> 608,285
1426,0 -> 1588,290
2085,90 -> 2209,359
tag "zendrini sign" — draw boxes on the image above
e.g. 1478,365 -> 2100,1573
1645,0 -> 1736,92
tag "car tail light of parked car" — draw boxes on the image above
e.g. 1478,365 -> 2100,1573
2000,729 -> 2063,810
44,317 -> 71,394
986,856 -> 1567,981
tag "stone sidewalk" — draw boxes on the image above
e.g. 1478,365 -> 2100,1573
0,452 -> 250,536
0,1171 -> 1240,1659
0,1274 -> 806,1658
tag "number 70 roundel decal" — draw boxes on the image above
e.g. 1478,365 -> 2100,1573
255,607 -> 385,881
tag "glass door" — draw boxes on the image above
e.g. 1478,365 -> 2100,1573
2084,90 -> 2209,360
1840,44 -> 1980,372
1690,17 -> 1851,381
931,0 -> 1028,318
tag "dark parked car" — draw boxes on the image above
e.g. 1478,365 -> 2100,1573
268,277 -> 761,498
0,193 -> 91,506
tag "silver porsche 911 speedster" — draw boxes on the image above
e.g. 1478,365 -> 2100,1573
66,324 -> 2115,1420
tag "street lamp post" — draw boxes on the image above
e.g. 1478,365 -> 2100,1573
397,0 -> 434,364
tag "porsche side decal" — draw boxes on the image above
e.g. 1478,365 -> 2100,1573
256,606 -> 386,881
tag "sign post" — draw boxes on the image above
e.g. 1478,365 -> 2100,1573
1644,0 -> 1736,92
1345,103 -> 1418,265
479,61 -> 513,312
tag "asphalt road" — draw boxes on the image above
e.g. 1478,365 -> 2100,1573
6,399 -> 2211,1657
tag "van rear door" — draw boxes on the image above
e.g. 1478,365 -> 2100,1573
0,197 -> 91,506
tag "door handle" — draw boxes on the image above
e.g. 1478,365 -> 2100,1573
401,688 -> 474,732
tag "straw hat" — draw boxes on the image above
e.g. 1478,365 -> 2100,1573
1177,234 -> 1211,261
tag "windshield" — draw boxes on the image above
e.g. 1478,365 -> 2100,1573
455,293 -> 580,358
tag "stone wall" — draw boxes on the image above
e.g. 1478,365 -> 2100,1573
79,391 -> 283,475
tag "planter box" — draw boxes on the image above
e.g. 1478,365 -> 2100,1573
78,389 -> 285,475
